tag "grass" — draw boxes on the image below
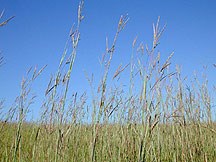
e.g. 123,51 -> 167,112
1,1 -> 216,161
0,123 -> 216,161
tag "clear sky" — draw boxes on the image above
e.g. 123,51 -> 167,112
0,0 -> 216,118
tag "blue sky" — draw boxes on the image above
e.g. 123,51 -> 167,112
0,0 -> 216,118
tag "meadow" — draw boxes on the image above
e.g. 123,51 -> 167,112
1,1 -> 216,161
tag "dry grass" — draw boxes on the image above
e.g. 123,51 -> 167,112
1,1 -> 216,161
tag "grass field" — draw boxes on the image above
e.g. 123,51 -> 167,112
1,1 -> 216,161
0,122 -> 216,161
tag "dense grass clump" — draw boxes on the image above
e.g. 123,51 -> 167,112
1,1 -> 216,161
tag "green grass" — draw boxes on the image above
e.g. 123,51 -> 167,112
0,122 -> 216,161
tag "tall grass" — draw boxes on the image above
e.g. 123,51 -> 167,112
1,1 -> 216,161
0,10 -> 15,27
